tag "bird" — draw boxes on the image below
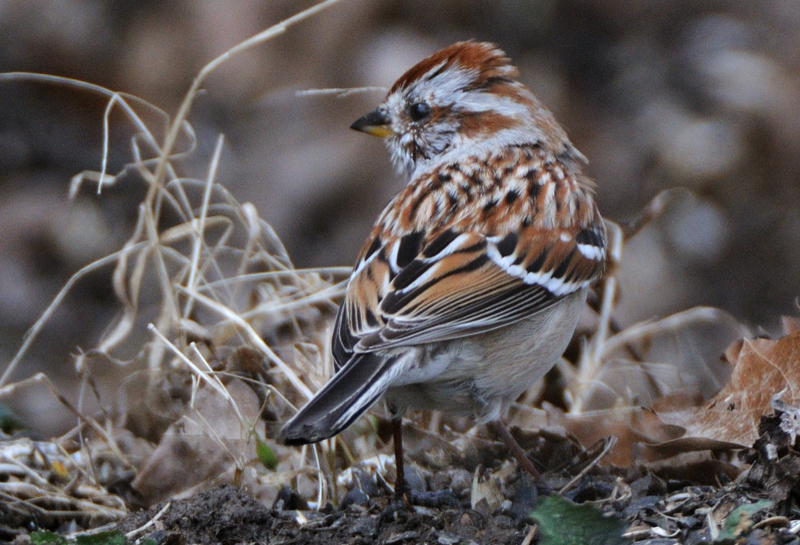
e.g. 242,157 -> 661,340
280,41 -> 606,493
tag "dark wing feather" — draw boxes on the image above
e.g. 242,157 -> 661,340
280,351 -> 410,445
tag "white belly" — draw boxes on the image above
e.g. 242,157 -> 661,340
384,288 -> 587,422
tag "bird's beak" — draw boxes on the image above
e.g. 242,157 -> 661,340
350,109 -> 393,138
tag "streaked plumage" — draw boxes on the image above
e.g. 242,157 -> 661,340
280,42 -> 606,483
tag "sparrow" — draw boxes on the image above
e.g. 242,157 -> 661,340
280,41 -> 606,492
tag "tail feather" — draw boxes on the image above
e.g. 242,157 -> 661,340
280,352 -> 406,445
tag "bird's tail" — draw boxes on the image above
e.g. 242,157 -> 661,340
279,352 -> 406,445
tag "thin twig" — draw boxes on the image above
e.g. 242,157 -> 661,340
125,501 -> 172,539
617,187 -> 691,240
296,86 -> 387,98
184,134 -> 225,319
1,246 -> 145,386
558,436 -> 618,494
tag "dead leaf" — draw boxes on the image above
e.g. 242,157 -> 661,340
577,359 -> 690,411
470,462 -> 515,512
660,331 -> 800,447
546,404 -> 680,466
132,377 -> 263,506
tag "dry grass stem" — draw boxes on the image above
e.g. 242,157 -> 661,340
124,501 -> 172,540
0,0 -> 353,519
296,86 -> 388,98
558,436 -> 618,494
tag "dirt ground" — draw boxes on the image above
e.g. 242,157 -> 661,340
116,484 -> 527,545
108,410 -> 800,545
4,397 -> 800,544
111,468 -> 785,545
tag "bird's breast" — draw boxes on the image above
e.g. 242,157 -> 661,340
384,287 -> 588,421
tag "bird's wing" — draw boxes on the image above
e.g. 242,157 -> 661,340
334,220 -> 606,357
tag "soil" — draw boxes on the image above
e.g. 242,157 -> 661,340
111,465 -> 794,545
116,484 -> 527,545
6,389 -> 800,544
6,410 -> 800,544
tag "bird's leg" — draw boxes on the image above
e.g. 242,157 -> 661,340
488,419 -> 544,482
379,414 -> 460,517
392,415 -> 408,497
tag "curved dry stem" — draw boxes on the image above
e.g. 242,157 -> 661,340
0,72 -> 166,150
0,245 -> 148,386
184,135 -> 226,319
296,85 -> 388,98
149,0 -> 344,198
601,306 -> 749,357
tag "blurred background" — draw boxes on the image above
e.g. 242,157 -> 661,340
1,0 -> 799,431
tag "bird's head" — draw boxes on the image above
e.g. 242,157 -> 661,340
351,41 -> 575,178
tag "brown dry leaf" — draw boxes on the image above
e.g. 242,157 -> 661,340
471,462 -> 516,512
132,377 -> 263,506
546,404 -> 682,467
547,398 -> 744,469
576,359 -> 689,411
659,331 -> 800,447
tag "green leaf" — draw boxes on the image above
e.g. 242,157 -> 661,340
31,531 -> 68,545
716,500 -> 773,544
0,403 -> 27,435
75,531 -> 128,545
31,530 -> 129,545
256,435 -> 279,470
530,495 -> 629,545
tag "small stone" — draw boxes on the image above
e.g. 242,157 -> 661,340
349,516 -> 378,537
385,530 -> 420,544
340,487 -> 370,510
436,531 -> 462,544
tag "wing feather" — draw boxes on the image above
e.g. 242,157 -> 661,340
280,352 -> 411,444
339,221 -> 603,354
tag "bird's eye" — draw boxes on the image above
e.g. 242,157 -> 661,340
408,102 -> 431,122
